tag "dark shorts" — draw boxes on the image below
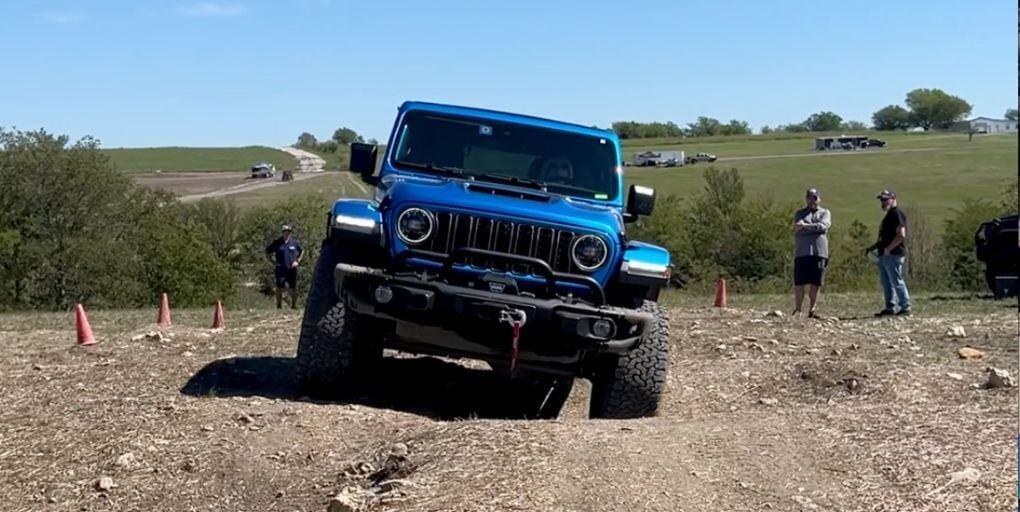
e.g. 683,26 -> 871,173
274,267 -> 297,289
794,256 -> 828,286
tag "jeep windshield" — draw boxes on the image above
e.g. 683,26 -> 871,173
391,111 -> 619,201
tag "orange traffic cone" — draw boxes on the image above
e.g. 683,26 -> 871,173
211,300 -> 225,329
714,278 -> 727,308
156,293 -> 172,327
75,303 -> 96,346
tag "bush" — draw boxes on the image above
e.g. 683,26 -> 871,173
0,129 -> 236,310
902,208 -> 946,290
632,168 -> 793,291
941,200 -> 1002,290
237,196 -> 328,301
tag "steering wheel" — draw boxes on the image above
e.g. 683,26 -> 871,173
541,157 -> 574,183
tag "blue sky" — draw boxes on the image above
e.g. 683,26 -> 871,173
1,1 -> 1016,148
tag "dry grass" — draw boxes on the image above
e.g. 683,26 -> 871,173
0,297 -> 1015,511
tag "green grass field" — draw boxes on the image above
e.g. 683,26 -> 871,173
624,132 -> 1017,228
112,132 -> 1016,229
104,146 -> 295,173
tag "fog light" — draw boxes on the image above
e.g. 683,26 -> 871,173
592,319 -> 615,339
373,286 -> 394,304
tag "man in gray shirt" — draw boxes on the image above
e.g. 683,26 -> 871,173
792,188 -> 831,318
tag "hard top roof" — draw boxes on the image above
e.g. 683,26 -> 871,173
399,101 -> 618,142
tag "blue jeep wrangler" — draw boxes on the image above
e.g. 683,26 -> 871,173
295,102 -> 671,418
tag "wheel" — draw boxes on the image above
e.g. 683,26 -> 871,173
589,300 -> 669,419
294,240 -> 382,397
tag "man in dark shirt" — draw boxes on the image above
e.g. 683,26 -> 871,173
867,190 -> 911,316
265,224 -> 304,309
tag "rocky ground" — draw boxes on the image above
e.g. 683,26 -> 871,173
0,294 -> 1015,511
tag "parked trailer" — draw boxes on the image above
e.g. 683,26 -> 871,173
632,150 -> 684,167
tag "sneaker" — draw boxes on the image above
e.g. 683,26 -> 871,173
895,308 -> 912,317
808,310 -> 821,319
874,309 -> 895,317
791,309 -> 802,317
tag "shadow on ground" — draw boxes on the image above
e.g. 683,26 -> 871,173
181,355 -> 551,420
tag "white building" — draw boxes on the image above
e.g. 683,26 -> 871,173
960,117 -> 1018,133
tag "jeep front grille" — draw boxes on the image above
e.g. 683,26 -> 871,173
420,210 -> 582,274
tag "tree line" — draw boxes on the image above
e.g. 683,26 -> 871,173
294,127 -> 378,154
615,88 -> 1012,138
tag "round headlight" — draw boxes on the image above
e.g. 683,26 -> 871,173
396,207 -> 434,245
571,234 -> 608,272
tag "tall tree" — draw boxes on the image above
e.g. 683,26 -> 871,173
331,127 -> 364,145
871,105 -> 911,131
719,119 -> 751,136
803,111 -> 843,132
686,117 -> 722,137
295,132 -> 318,148
904,88 -> 972,130
1005,108 -> 1019,121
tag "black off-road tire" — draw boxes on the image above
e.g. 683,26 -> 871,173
294,241 -> 381,398
589,300 -> 668,419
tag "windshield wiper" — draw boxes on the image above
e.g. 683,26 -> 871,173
395,160 -> 465,177
470,173 -> 548,191
545,182 -> 604,197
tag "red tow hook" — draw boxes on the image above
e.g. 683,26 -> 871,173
499,309 -> 528,377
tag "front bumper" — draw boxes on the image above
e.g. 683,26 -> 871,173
334,256 -> 653,370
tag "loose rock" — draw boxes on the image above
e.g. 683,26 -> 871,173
115,452 -> 136,469
766,310 -> 785,318
327,488 -> 366,512
946,325 -> 967,338
983,367 -> 1014,389
946,372 -> 964,381
759,398 -> 779,406
95,476 -> 114,492
956,347 -> 985,360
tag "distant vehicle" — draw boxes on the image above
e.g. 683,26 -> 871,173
863,138 -> 887,148
974,213 -> 1019,297
686,152 -> 717,164
815,135 -> 869,151
251,162 -> 276,178
632,150 -> 684,167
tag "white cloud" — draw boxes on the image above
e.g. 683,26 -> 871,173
180,2 -> 247,17
41,11 -> 85,24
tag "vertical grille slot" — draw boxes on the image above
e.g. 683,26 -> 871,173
535,228 -> 555,265
553,231 -> 576,273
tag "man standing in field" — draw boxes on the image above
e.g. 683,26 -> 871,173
792,188 -> 831,318
867,190 -> 911,316
265,224 -> 304,309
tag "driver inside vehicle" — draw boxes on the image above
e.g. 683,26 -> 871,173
540,157 -> 574,185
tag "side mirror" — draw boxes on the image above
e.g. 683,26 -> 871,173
349,143 -> 379,185
624,184 -> 655,222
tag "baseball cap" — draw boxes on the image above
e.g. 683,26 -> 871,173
281,224 -> 293,231
806,188 -> 820,198
876,190 -> 896,200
